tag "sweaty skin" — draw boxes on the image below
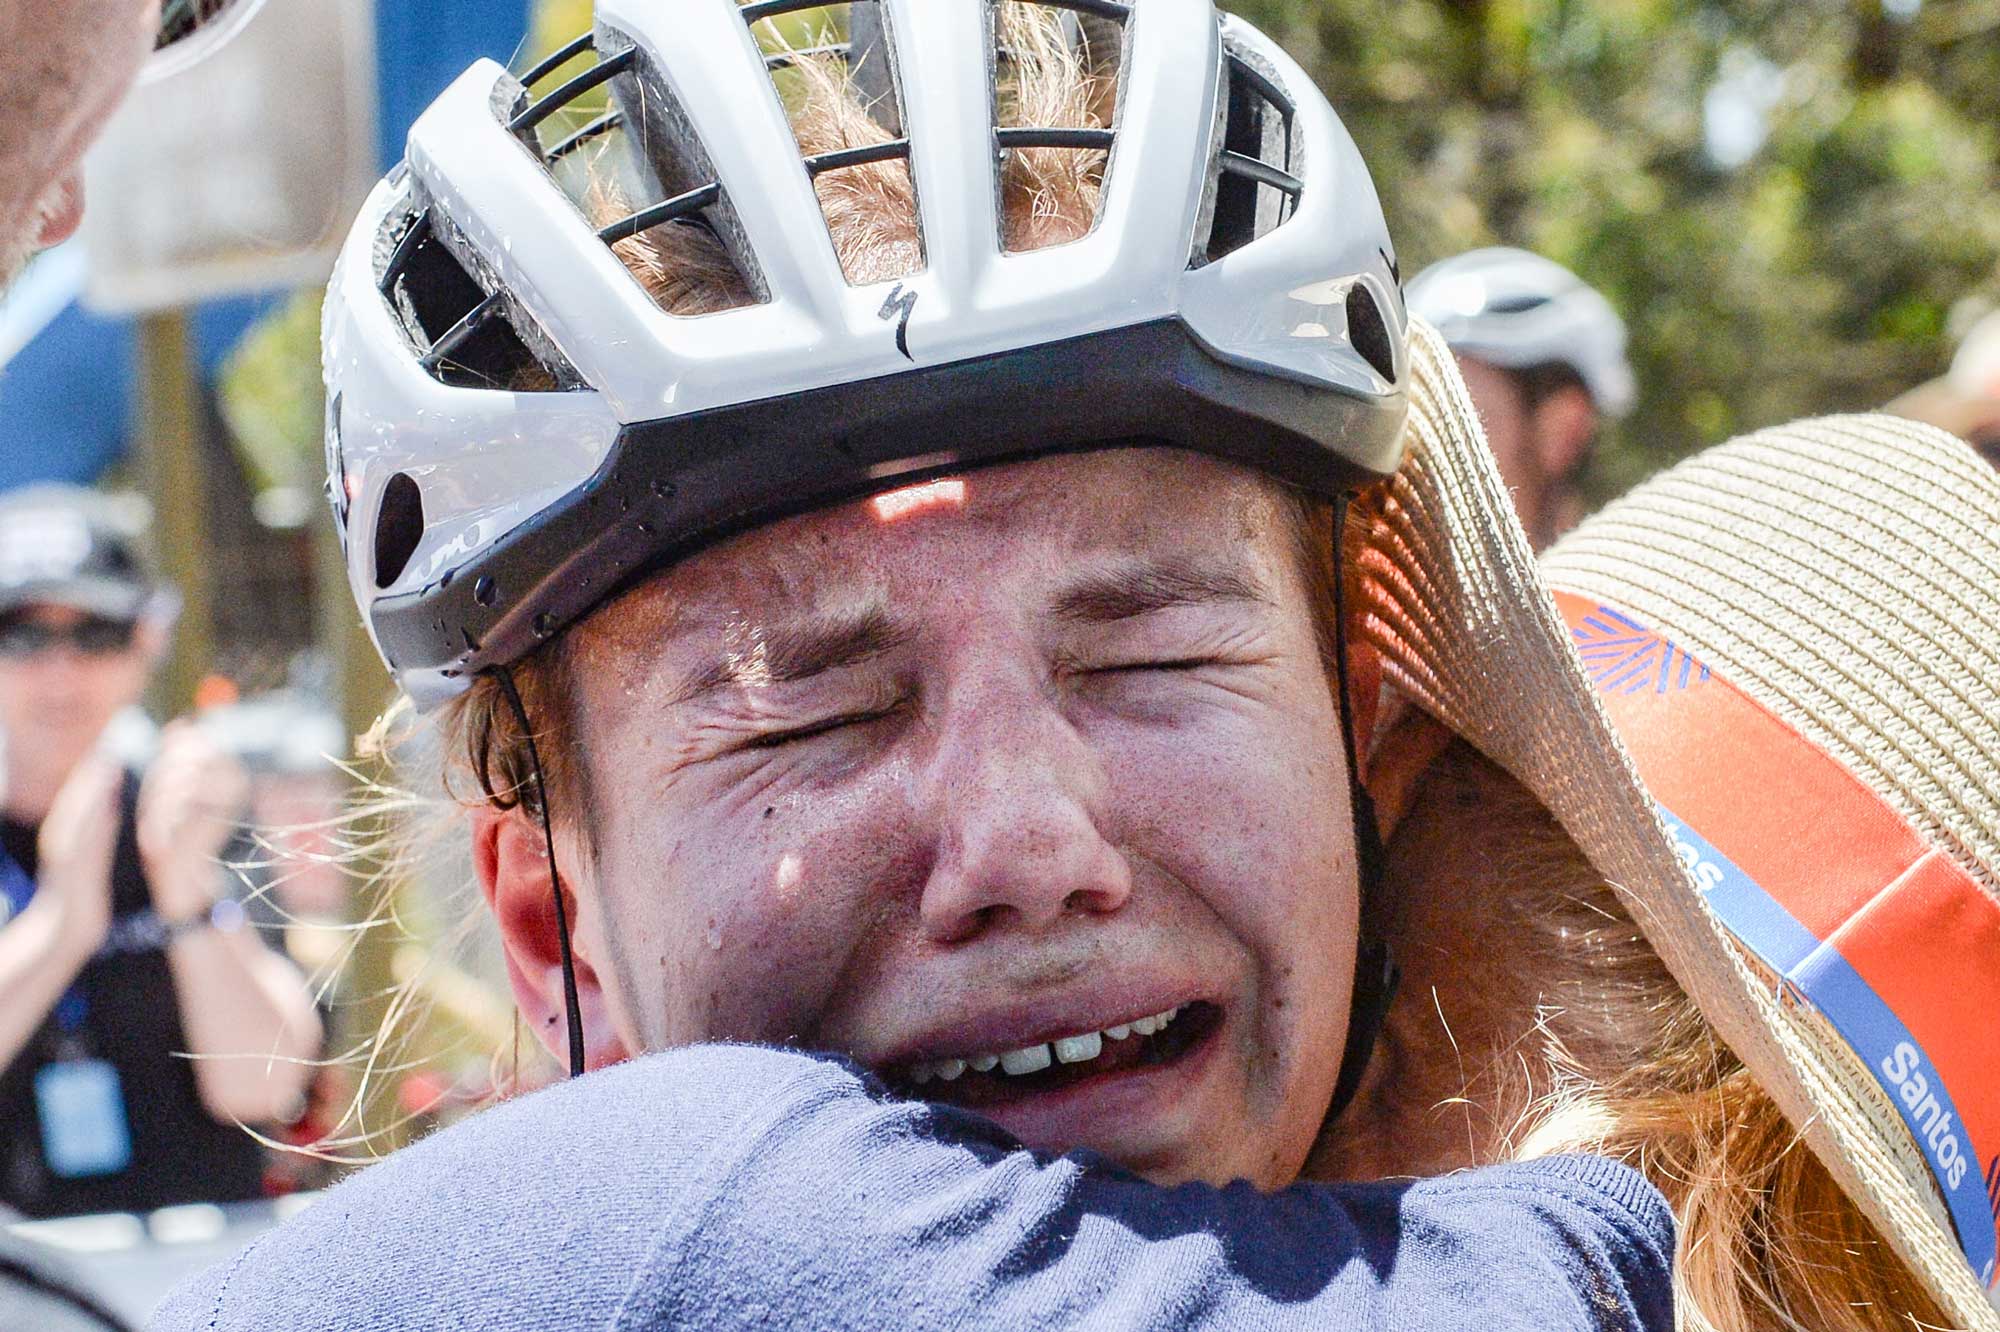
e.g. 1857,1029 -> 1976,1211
479,449 -> 1363,1191
0,0 -> 160,286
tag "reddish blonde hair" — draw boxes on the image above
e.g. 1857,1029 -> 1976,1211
1318,738 -> 1953,1332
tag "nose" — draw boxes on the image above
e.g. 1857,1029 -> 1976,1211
917,679 -> 1133,945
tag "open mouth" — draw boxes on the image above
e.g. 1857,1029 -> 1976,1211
886,1001 -> 1223,1110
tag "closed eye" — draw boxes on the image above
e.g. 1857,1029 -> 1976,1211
741,709 -> 893,750
1090,657 -> 1220,675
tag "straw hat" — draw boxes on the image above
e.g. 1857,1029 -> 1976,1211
1362,320 -> 2000,1329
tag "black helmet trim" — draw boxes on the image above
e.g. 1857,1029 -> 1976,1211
368,314 -> 1405,681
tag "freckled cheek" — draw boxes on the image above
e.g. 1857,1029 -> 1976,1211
613,766 -> 922,1046
1100,718 -> 1348,899
1100,720 -> 1354,1067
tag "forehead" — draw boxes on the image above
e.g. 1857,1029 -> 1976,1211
572,449 -> 1299,659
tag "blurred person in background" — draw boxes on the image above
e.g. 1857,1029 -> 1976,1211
0,1 -> 161,289
1407,247 -> 1636,549
1887,308 -> 2000,467
0,0 -> 282,1322
0,486 -> 320,1219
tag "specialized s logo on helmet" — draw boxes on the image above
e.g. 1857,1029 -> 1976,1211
878,284 -> 919,362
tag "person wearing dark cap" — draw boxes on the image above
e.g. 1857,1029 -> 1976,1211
0,486 -> 320,1219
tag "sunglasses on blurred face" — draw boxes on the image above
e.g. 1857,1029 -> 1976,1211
0,616 -> 139,660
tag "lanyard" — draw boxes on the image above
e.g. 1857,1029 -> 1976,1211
0,844 -> 89,1034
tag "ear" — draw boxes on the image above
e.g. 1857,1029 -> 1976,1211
1361,700 -> 1455,843
471,804 -> 630,1072
1529,384 -> 1599,485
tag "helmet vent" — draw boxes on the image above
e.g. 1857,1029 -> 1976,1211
991,0 -> 1129,254
1196,47 -> 1300,265
510,30 -> 768,316
1346,282 -> 1396,384
378,209 -> 573,391
373,473 -> 425,590
740,1 -> 925,285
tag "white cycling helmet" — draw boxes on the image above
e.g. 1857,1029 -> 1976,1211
324,0 -> 1411,709
1407,246 -> 1635,419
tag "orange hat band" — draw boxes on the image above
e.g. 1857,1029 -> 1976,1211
1556,591 -> 2000,1293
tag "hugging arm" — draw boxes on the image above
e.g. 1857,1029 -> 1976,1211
156,1046 -> 1673,1332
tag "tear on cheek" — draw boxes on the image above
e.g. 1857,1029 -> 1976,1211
870,479 -> 967,524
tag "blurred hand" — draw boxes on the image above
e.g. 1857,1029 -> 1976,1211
137,720 -> 249,923
34,757 -> 123,955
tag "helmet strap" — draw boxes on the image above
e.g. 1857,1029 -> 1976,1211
493,663 -> 587,1079
1326,495 -> 1399,1122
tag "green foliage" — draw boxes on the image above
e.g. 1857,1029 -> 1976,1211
218,288 -> 325,494
1233,0 -> 2000,497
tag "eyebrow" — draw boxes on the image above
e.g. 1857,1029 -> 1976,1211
669,605 -> 912,707
1051,553 -> 1273,624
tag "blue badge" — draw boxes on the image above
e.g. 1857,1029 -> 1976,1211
34,1060 -> 132,1179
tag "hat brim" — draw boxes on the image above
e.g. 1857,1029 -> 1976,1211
0,577 -> 151,623
1358,319 -> 2000,1330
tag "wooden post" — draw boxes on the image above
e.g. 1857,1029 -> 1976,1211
134,312 -> 215,718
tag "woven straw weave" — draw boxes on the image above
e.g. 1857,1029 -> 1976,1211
1544,416 -> 2000,899
1356,320 -> 2000,1331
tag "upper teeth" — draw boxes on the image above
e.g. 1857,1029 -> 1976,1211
906,1005 -> 1183,1086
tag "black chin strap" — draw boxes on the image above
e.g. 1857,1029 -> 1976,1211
493,664 -> 587,1079
1326,496 -> 1399,1123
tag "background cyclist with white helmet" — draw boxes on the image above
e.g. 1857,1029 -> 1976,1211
0,0 -> 262,290
1407,246 -> 1636,549
156,4 -> 1678,1327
